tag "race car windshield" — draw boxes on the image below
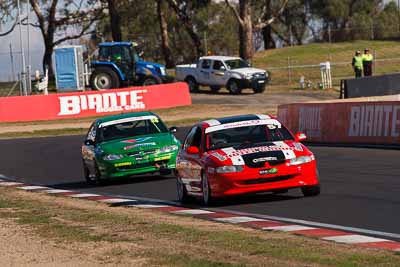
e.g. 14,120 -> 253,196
206,124 -> 294,151
224,59 -> 250,69
98,119 -> 168,142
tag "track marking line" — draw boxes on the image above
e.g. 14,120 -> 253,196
18,186 -> 49,191
173,209 -> 215,215
241,220 -> 287,228
0,182 -> 24,186
210,208 -> 400,240
293,228 -> 353,238
153,206 -> 189,212
214,216 -> 267,224
323,235 -> 389,244
263,225 -> 316,232
70,193 -> 101,198
98,198 -> 137,204
44,189 -> 74,194
127,204 -> 170,208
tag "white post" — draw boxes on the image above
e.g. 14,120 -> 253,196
17,0 -> 27,96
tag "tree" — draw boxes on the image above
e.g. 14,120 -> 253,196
29,0 -> 103,77
157,0 -> 174,68
1,0 -> 103,77
164,0 -> 210,58
105,0 -> 122,41
309,0 -> 383,42
225,0 -> 288,59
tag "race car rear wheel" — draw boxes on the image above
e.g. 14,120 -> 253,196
227,79 -> 241,95
177,176 -> 189,203
301,184 -> 321,197
201,172 -> 214,206
185,76 -> 199,93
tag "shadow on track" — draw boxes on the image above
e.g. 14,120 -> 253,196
48,175 -> 175,190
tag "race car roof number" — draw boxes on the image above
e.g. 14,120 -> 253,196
205,119 -> 281,134
99,115 -> 158,128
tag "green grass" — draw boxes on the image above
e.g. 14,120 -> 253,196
253,40 -> 400,87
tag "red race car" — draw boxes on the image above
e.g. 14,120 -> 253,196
176,114 -> 320,205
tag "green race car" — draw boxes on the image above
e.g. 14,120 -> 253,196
81,111 -> 180,184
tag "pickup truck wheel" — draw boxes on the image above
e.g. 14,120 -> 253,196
253,84 -> 266,94
210,86 -> 221,93
142,76 -> 159,86
185,76 -> 199,93
227,79 -> 241,95
90,67 -> 120,90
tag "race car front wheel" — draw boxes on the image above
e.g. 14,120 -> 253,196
301,184 -> 321,197
177,177 -> 189,203
201,173 -> 214,206
83,161 -> 101,186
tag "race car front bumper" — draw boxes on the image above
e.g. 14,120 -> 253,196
207,161 -> 319,197
98,152 -> 177,178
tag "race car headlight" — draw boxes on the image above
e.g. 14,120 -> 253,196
216,165 -> 244,174
103,154 -> 124,161
159,145 -> 178,153
289,155 -> 314,166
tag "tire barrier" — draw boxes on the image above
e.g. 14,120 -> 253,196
0,82 -> 191,122
341,73 -> 400,99
278,101 -> 400,145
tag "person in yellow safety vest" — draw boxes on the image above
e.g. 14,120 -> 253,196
362,48 -> 373,76
352,50 -> 363,78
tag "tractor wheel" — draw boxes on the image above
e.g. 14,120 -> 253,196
90,67 -> 120,90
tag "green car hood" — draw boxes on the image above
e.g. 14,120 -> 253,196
99,133 -> 178,154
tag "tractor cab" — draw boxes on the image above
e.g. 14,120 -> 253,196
90,42 -> 171,90
97,42 -> 138,82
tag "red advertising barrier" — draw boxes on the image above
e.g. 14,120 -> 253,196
0,82 -> 191,122
278,101 -> 400,145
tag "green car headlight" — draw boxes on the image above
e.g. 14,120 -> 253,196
159,145 -> 179,153
103,154 -> 124,161
289,155 -> 314,166
216,165 -> 244,174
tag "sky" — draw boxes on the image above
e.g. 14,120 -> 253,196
0,16 -> 43,82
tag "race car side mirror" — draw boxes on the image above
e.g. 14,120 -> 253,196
295,132 -> 307,142
169,126 -> 177,133
186,146 -> 199,154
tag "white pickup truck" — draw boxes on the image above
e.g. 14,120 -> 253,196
175,56 -> 269,94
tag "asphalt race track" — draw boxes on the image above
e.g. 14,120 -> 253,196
1,130 -> 399,240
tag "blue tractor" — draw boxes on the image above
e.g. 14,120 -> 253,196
90,42 -> 173,90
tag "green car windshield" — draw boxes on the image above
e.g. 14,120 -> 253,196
98,119 -> 168,143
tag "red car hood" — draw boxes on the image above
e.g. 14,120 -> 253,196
205,141 -> 308,167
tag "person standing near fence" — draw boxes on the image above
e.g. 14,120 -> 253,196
352,50 -> 363,78
362,48 -> 373,76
